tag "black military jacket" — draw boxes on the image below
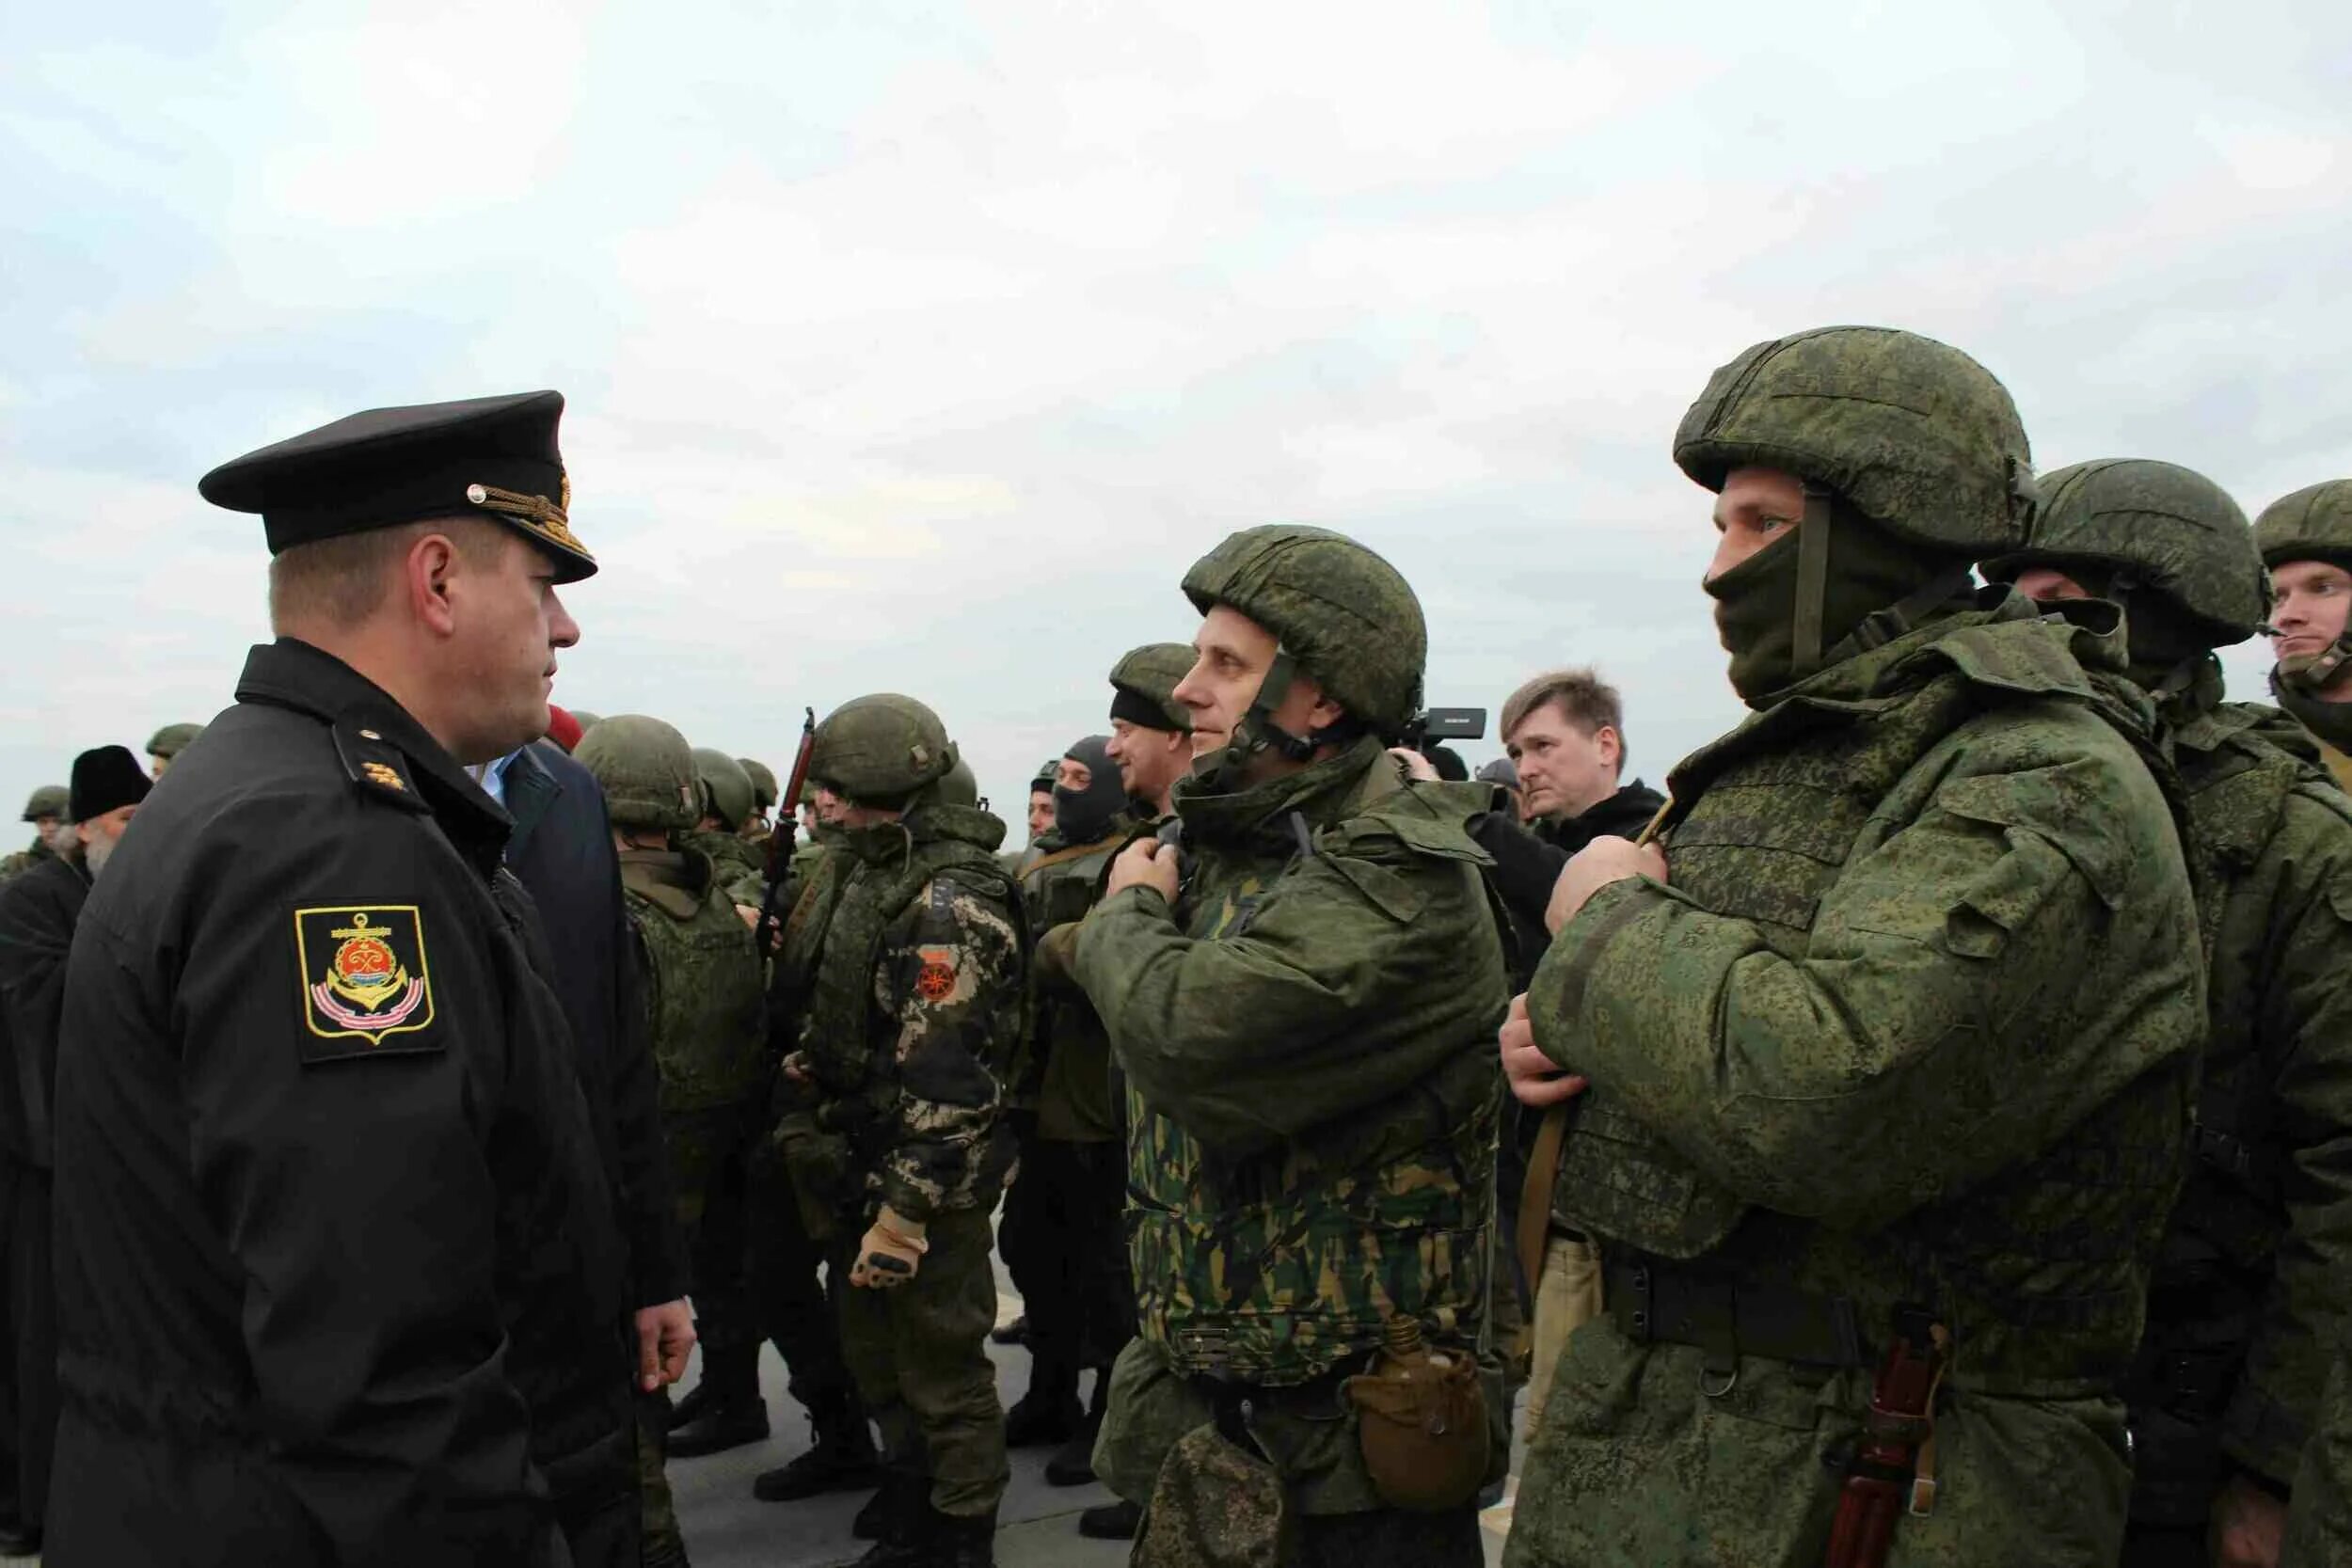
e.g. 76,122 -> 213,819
48,639 -> 629,1568
0,850 -> 89,1168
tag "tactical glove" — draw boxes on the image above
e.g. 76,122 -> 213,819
850,1205 -> 928,1290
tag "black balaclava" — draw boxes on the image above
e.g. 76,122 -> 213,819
1704,493 -> 1973,705
1052,736 -> 1128,846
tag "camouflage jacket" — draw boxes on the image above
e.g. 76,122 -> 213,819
1074,738 -> 1507,1513
1509,594 -> 2203,1567
617,847 -> 768,1115
796,803 -> 1025,1221
2275,679 -> 2352,795
0,838 -> 55,887
1019,826 -> 1129,1142
2140,680 -> 2352,1489
2287,1348 -> 2352,1567
680,828 -> 766,909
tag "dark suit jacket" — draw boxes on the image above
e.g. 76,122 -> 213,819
502,740 -> 688,1308
0,852 -> 89,1168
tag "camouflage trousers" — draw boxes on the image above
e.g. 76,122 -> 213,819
633,1388 -> 689,1568
836,1203 -> 1008,1519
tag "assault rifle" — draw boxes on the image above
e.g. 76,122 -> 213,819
755,707 -> 818,951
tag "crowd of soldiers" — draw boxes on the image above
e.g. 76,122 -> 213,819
1,324 -> 2351,1568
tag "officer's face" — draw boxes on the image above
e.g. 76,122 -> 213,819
446,530 -> 580,762
1107,718 -> 1188,802
1175,606 -> 1342,763
2271,560 -> 2352,685
1507,701 -> 1621,823
1708,467 -> 1805,582
2006,566 -> 2093,607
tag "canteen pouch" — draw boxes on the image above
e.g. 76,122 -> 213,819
772,1108 -> 851,1243
1343,1323 -> 1492,1512
1136,1413 -> 1295,1568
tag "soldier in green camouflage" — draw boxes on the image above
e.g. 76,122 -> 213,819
143,722 -> 202,779
1072,525 -> 1510,1568
1104,642 -> 1196,822
0,786 -> 68,886
739,757 -> 778,841
574,717 -> 770,1568
684,748 -> 768,909
785,694 -> 1026,1568
1499,326 -> 2206,1567
2286,1347 -> 2352,1566
1983,460 -> 2352,1568
2255,482 -> 2352,794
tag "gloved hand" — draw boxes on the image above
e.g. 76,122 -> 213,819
850,1205 -> 929,1290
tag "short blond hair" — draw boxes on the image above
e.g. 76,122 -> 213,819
267,516 -> 507,632
1502,668 -> 1624,752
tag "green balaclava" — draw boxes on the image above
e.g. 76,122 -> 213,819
1703,493 -> 1974,705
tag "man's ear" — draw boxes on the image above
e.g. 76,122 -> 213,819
405,531 -> 464,637
1597,724 -> 1624,772
1302,678 -> 1347,731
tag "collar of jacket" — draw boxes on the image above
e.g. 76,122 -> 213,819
839,800 -> 1008,868
233,637 -> 512,870
617,846 -> 712,919
1171,734 -> 1388,851
500,740 -> 566,861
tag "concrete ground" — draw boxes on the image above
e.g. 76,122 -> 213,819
671,1253 -> 1522,1566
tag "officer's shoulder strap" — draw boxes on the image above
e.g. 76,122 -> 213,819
331,721 -> 430,814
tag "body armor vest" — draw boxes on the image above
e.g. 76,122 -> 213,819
619,849 -> 767,1113
1555,607 -> 2188,1394
1128,759 -> 1498,1386
800,806 -> 1025,1162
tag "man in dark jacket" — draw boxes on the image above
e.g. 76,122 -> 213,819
0,744 -> 150,1556
49,391 -> 640,1567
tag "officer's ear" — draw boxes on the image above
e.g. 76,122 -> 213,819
405,515 -> 509,640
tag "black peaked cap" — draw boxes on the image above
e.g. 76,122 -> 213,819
199,389 -> 597,582
70,745 -> 152,823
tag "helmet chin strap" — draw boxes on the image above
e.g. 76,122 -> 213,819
2282,633 -> 2352,695
1788,485 -> 1835,682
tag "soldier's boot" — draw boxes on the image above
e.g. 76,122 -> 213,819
850,1491 -> 940,1565
852,1469 -> 925,1542
1041,1369 -> 1108,1486
665,1344 -> 770,1459
752,1389 -> 882,1501
1002,1357 -> 1081,1448
664,1378 -> 714,1433
988,1312 -> 1029,1347
1076,1498 -> 1141,1541
932,1508 -> 996,1568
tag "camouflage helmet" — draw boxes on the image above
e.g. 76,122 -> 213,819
691,747 -> 756,832
1181,525 -> 1427,734
20,784 -> 67,823
1674,325 -> 2038,553
739,757 -> 778,812
146,722 -> 204,760
1029,757 -> 1058,791
1108,642 -> 1195,733
1981,459 -> 2266,641
810,694 -> 957,804
575,716 -> 698,831
937,757 -> 979,809
2254,481 -> 2352,571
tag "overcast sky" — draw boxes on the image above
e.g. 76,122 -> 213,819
5,1 -> 2347,828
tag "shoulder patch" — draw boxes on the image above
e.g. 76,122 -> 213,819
914,943 -> 960,1001
332,722 -> 429,812
294,904 -> 441,1061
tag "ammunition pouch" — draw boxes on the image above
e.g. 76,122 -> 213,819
1605,1253 -> 1871,1386
1136,1393 -> 1297,1568
1343,1344 -> 1490,1512
772,1109 -> 853,1243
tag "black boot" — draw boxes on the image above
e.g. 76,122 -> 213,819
1043,1366 -> 1108,1486
665,1392 -> 770,1458
752,1392 -> 882,1501
664,1378 -> 713,1432
988,1312 -> 1029,1346
934,1508 -> 997,1568
850,1483 -> 934,1562
1003,1360 -> 1081,1448
1077,1498 -> 1141,1540
852,1471 -> 923,1542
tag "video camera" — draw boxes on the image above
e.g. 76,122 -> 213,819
1402,707 -> 1487,779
